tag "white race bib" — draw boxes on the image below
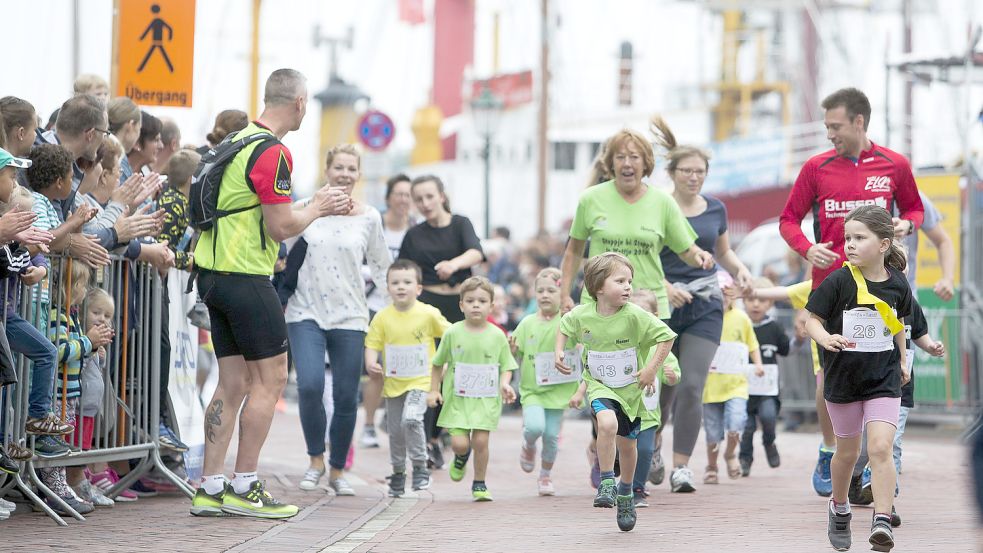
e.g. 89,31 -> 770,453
747,364 -> 779,396
586,348 -> 637,388
642,379 -> 662,411
385,344 -> 429,378
709,342 -> 750,375
534,350 -> 582,386
453,363 -> 499,398
905,351 -> 914,374
842,309 -> 894,352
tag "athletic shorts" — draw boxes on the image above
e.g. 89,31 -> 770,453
590,398 -> 641,439
825,397 -> 901,438
197,269 -> 289,361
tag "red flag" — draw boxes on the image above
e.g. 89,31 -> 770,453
399,0 -> 425,25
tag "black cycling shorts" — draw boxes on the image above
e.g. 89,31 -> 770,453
591,398 -> 641,439
197,270 -> 288,361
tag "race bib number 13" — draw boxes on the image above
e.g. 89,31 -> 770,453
586,348 -> 637,388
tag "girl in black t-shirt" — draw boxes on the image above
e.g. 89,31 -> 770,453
805,205 -> 911,552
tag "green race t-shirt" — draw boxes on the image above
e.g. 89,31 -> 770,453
513,313 -> 580,410
432,322 -> 518,431
559,302 -> 676,420
569,181 -> 697,318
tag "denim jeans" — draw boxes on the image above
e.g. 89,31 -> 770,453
633,426 -> 657,491
6,314 -> 57,418
703,397 -> 748,444
739,396 -> 779,461
288,320 -> 364,470
893,406 -> 909,473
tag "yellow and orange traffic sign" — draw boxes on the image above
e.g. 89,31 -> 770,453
116,0 -> 196,107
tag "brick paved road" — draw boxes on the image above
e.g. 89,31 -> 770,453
2,410 -> 976,552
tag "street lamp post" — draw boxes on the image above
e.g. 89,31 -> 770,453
470,83 -> 504,238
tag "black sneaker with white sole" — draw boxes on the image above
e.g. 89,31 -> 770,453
869,515 -> 895,552
890,505 -> 901,528
827,503 -> 852,552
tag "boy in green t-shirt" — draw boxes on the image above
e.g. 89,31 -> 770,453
556,253 -> 675,532
365,260 -> 451,498
427,277 -> 517,502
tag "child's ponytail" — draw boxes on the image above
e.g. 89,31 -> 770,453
885,241 -> 907,273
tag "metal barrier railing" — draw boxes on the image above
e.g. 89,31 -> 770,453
0,254 -> 193,526
772,306 -> 981,420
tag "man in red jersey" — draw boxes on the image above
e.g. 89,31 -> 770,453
779,87 -> 924,499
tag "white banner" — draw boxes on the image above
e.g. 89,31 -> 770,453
166,268 -> 205,481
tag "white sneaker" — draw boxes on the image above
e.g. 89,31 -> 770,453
670,466 -> 696,493
360,427 -> 380,448
298,467 -> 325,491
0,507 -> 9,520
519,443 -> 536,473
73,480 -> 115,507
537,476 -> 555,496
329,477 -> 356,496
0,498 -> 14,511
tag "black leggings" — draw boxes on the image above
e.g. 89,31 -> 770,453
419,289 -> 464,441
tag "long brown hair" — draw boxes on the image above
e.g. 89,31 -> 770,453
649,115 -> 711,173
844,205 -> 906,272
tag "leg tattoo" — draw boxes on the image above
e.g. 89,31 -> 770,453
205,399 -> 224,444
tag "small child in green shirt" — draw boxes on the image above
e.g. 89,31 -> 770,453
556,252 -> 676,532
511,267 -> 582,497
427,276 -> 517,501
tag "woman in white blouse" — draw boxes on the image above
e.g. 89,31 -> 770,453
285,144 -> 391,495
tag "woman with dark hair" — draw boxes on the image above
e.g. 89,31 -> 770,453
361,173 -> 417,448
397,175 -> 484,467
196,109 -> 250,155
126,111 -> 162,177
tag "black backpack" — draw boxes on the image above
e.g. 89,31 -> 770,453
189,131 -> 277,232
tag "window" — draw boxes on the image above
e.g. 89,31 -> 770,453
619,41 -> 633,107
552,142 -> 576,171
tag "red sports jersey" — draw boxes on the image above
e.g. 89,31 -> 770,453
780,141 -> 924,288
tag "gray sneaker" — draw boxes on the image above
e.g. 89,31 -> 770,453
329,477 -> 355,496
869,516 -> 895,552
593,478 -> 616,508
411,467 -> 431,491
298,467 -> 325,491
616,494 -> 637,531
648,453 -> 665,485
827,503 -> 852,552
386,473 -> 406,497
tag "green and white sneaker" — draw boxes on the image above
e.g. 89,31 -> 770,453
449,450 -> 471,482
471,482 -> 493,502
190,487 -> 227,517
221,481 -> 298,519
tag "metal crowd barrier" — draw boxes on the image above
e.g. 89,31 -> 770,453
0,254 -> 193,526
773,306 -> 981,423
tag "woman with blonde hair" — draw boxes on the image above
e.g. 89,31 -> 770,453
283,144 -> 391,496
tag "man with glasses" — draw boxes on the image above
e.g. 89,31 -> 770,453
30,94 -> 111,266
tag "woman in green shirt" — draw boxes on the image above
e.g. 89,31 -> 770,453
560,128 -> 714,319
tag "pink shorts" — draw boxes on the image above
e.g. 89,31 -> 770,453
825,397 -> 901,438
70,416 -> 95,451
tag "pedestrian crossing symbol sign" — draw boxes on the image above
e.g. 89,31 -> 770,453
117,0 -> 196,107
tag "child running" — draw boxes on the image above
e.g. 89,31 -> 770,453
739,276 -> 790,476
805,205 -> 912,552
625,289 -> 680,508
556,252 -> 675,532
702,274 -> 763,483
427,276 -> 517,501
365,260 -> 450,497
511,268 -> 582,496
